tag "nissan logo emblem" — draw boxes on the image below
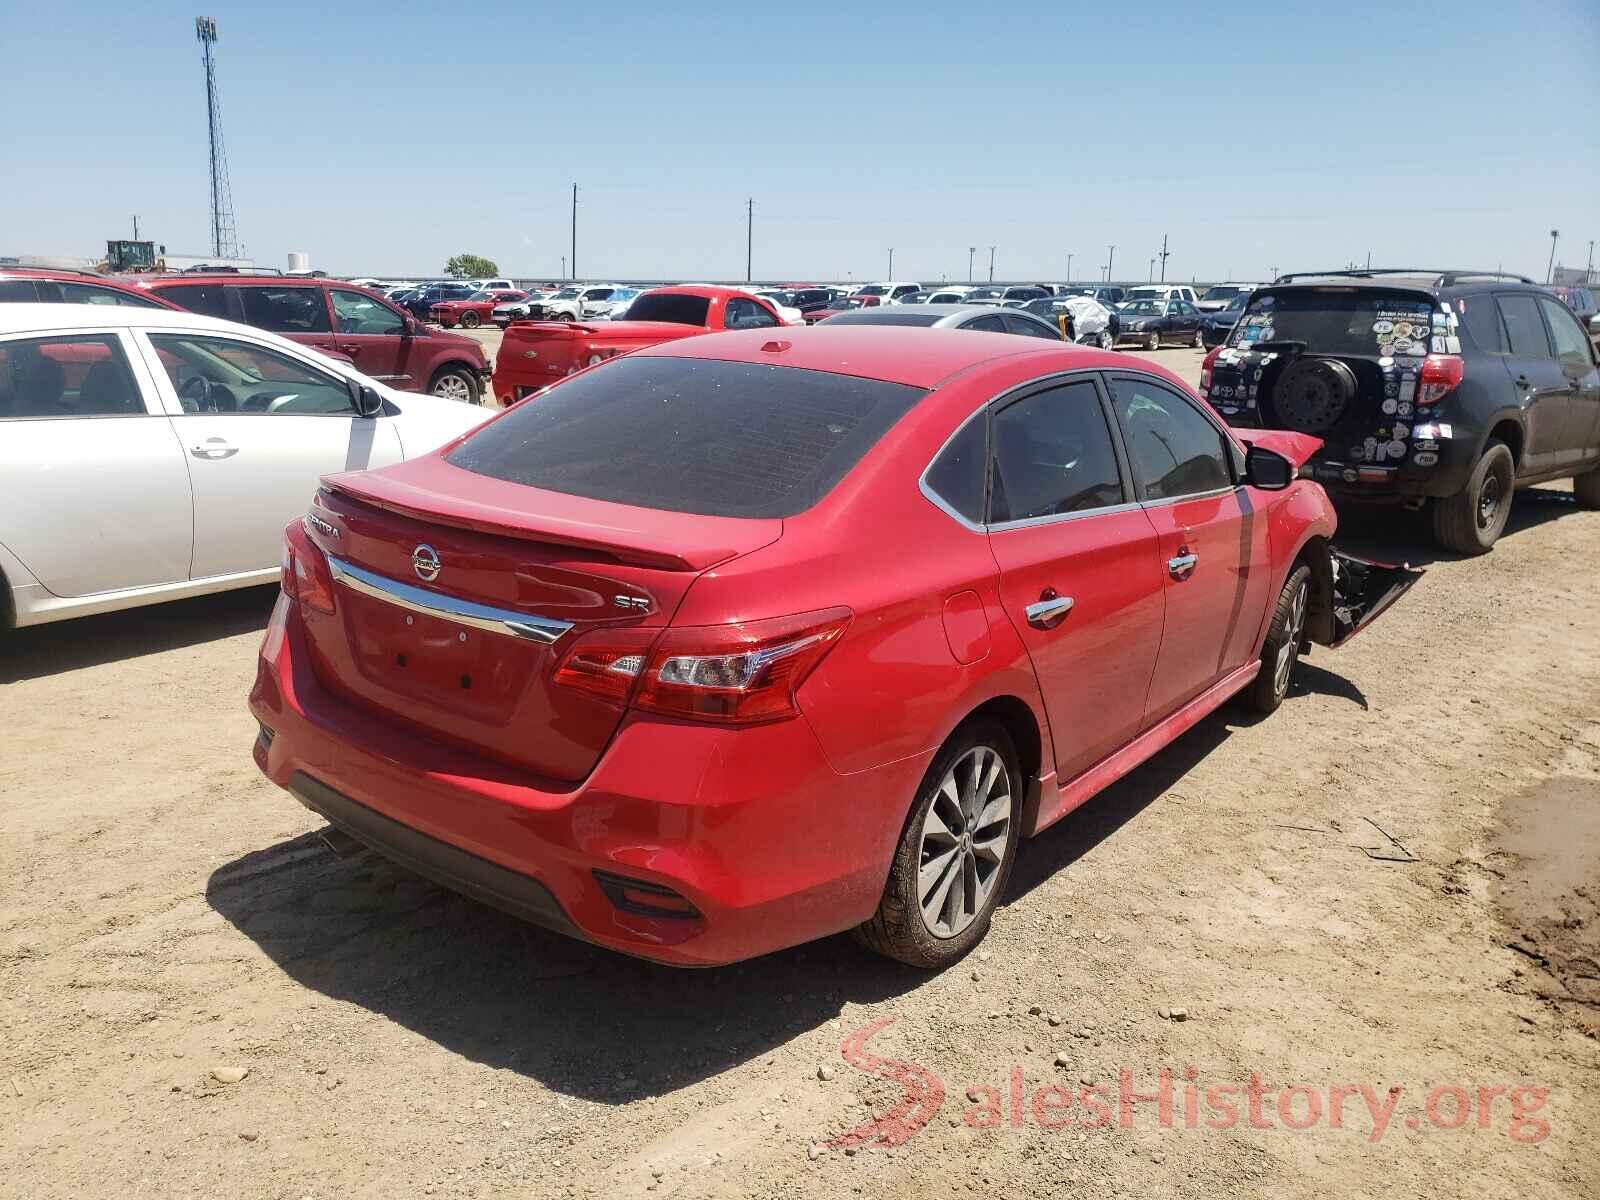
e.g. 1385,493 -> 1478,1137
412,544 -> 441,582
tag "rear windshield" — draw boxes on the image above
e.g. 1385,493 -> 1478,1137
447,356 -> 925,518
1229,289 -> 1439,356
622,293 -> 711,326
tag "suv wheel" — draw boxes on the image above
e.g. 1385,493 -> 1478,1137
1574,467 -> 1600,510
1242,564 -> 1310,714
460,310 -> 481,329
429,366 -> 481,405
1431,439 -> 1514,555
853,720 -> 1021,968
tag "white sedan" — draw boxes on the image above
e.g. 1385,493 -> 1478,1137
0,304 -> 492,628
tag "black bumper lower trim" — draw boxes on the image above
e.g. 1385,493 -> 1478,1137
287,772 -> 583,939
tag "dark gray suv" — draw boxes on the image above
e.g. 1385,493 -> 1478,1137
1199,269 -> 1600,553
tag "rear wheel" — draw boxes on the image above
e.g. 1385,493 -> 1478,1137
1242,563 -> 1311,714
1192,327 -> 1205,348
1431,439 -> 1514,555
428,365 -> 480,405
854,721 -> 1021,968
460,310 -> 481,329
1145,330 -> 1161,351
1574,467 -> 1600,510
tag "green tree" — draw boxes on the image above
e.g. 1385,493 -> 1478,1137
445,253 -> 499,279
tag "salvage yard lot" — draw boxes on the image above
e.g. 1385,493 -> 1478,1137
2,349 -> 1597,1199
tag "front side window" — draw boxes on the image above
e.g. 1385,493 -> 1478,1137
1536,297 -> 1594,368
1002,313 -> 1060,340
331,289 -> 405,335
158,283 -> 230,318
238,287 -> 330,334
966,314 -> 1008,333
1497,294 -> 1551,358
1112,376 -> 1233,501
990,380 -> 1123,522
0,334 -> 146,419
447,356 -> 923,518
148,333 -> 354,415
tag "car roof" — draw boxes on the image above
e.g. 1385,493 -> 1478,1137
0,301 -> 315,336
826,303 -> 1032,326
638,324 -> 1116,389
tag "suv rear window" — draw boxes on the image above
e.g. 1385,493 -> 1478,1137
447,356 -> 924,518
1230,289 -> 1438,356
622,293 -> 711,326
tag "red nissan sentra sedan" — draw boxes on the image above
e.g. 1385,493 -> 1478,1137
250,327 -> 1418,968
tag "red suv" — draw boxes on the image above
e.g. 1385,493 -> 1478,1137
0,267 -> 181,308
250,327 -> 1417,967
135,275 -> 493,404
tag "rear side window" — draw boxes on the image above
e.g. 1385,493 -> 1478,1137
0,280 -> 38,301
158,283 -> 229,318
1001,313 -> 1060,340
56,282 -> 162,308
1459,296 -> 1506,353
990,381 -> 1123,521
239,286 -> 330,333
447,356 -> 925,518
0,334 -> 146,419
924,413 -> 988,524
1496,295 -> 1551,358
622,293 -> 711,326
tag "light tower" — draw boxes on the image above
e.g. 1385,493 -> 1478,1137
195,17 -> 239,260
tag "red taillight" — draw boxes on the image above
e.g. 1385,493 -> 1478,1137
279,519 -> 335,615
1417,354 -> 1464,406
1199,345 -> 1222,393
552,608 -> 851,725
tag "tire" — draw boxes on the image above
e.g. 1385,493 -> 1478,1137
460,310 -> 481,329
1192,327 -> 1205,348
1431,439 -> 1514,555
1145,330 -> 1161,351
1097,329 -> 1115,351
1574,467 -> 1600,510
853,720 -> 1022,969
429,365 -> 481,405
1242,563 -> 1311,714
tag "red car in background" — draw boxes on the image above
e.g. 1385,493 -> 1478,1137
251,327 -> 1418,967
804,293 -> 880,324
490,285 -> 787,404
0,267 -> 182,308
430,288 -> 527,329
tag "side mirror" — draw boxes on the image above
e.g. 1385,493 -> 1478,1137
351,382 -> 385,419
1244,444 -> 1293,490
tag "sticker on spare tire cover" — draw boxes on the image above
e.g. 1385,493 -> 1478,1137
1205,347 -> 1275,415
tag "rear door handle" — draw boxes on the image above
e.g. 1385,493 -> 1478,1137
189,438 -> 238,460
1167,552 -> 1198,579
1024,595 -> 1075,628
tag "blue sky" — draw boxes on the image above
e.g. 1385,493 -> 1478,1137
4,1 -> 1597,283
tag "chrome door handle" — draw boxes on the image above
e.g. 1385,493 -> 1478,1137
189,439 -> 239,460
1167,552 -> 1198,579
1024,595 -> 1075,628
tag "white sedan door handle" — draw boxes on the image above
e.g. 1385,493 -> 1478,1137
189,438 -> 239,460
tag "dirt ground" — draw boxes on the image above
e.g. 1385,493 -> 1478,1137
3,346 -> 1597,1200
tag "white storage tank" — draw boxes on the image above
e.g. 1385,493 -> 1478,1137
287,251 -> 310,274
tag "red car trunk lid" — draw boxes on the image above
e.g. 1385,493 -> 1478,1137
299,458 -> 781,782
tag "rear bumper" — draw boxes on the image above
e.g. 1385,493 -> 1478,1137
1218,413 -> 1482,500
248,596 -> 924,966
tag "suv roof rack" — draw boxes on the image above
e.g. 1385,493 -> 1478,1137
1272,268 -> 1537,287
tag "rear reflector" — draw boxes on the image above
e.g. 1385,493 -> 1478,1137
592,870 -> 701,918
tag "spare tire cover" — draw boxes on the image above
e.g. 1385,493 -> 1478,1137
1271,357 -> 1358,434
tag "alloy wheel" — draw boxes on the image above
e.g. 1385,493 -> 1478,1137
1274,578 -> 1308,697
918,745 -> 1012,938
433,373 -> 473,404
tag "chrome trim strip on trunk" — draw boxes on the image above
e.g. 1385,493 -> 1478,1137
325,556 -> 575,644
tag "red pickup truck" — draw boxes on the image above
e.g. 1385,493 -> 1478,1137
490,285 -> 789,404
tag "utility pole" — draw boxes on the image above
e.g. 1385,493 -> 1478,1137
1268,264 -> 1279,280
887,247 -> 894,279
1106,244 -> 1116,282
1587,239 -> 1595,284
1148,257 -> 1156,282
988,246 -> 996,283
1365,251 -> 1371,270
132,215 -> 140,240
560,255 -> 566,281
1158,233 -> 1170,282
746,198 -> 753,284
570,183 -> 578,281
195,17 -> 238,260
968,246 -> 976,283
1547,229 -> 1559,285
1066,252 -> 1073,283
